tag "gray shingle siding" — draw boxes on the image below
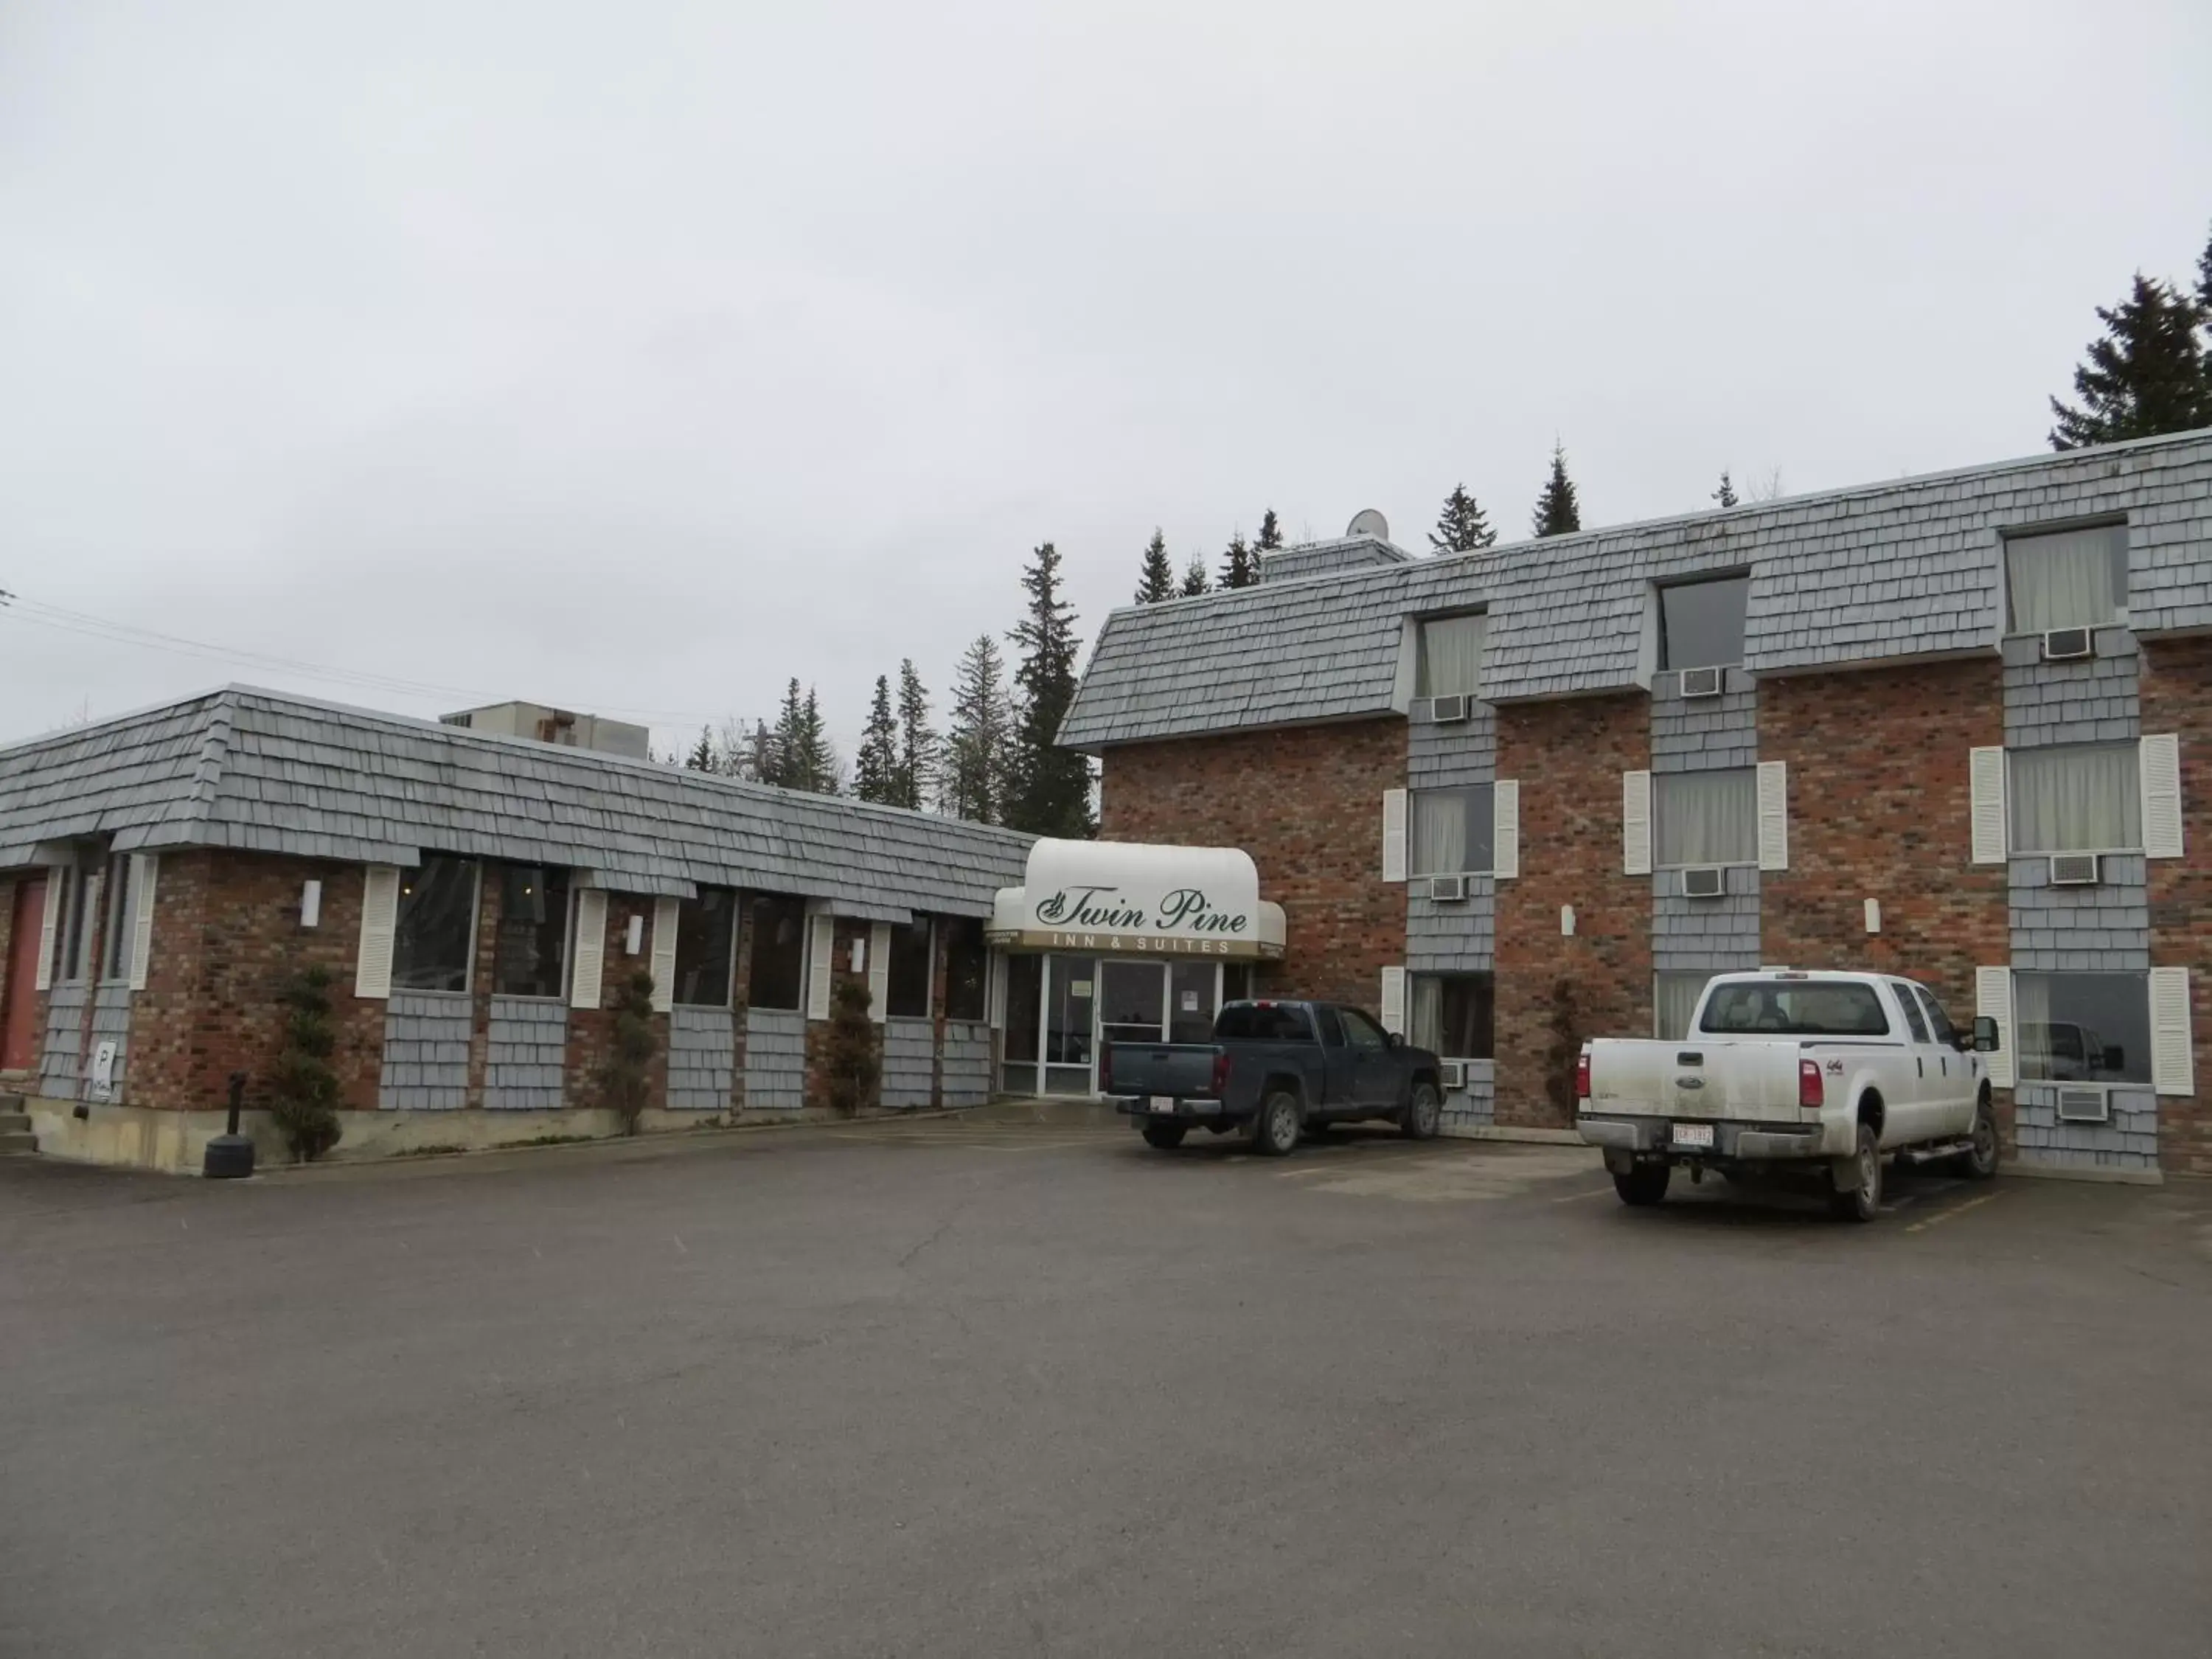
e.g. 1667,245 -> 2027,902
484,996 -> 568,1111
378,991 -> 472,1110
40,984 -> 86,1100
1406,705 -> 1495,787
2008,856 -> 2151,971
2000,629 -> 2141,746
1649,672 -> 1758,772
744,1009 -> 807,1111
1652,868 -> 1763,972
1257,535 -> 1413,584
665,1005 -> 735,1111
942,1022 -> 992,1108
1408,884 -> 1493,973
1440,1059 -> 1495,1131
881,1018 -> 936,1109
2013,1085 -> 2159,1171
88,984 -> 132,1103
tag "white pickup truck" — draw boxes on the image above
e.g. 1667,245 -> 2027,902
1577,970 -> 2001,1222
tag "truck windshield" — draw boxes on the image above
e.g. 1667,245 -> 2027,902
1214,1004 -> 1315,1042
1699,982 -> 1891,1037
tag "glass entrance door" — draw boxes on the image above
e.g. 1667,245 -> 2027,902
1099,960 -> 1167,1050
1044,955 -> 1098,1096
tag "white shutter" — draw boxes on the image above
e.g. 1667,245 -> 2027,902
1492,779 -> 1520,881
34,868 -> 61,991
2140,734 -> 2184,859
1969,746 -> 2007,864
1975,967 -> 2014,1089
806,913 -> 835,1020
1622,770 -> 1652,877
1380,965 -> 1407,1037
1381,788 -> 1408,883
2150,967 -> 2194,1096
127,855 -> 159,991
987,949 -> 1006,1031
650,896 -> 680,1013
1756,760 -> 1789,872
355,866 -> 400,1001
867,921 -> 891,1023
569,888 -> 608,1010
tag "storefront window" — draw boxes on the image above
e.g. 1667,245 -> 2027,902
2016,972 -> 2151,1085
1002,953 -> 1043,1092
1412,973 -> 1494,1058
747,894 -> 807,1012
394,856 -> 478,992
674,886 -> 739,1007
493,866 -> 569,998
943,917 -> 989,1022
886,919 -> 933,1019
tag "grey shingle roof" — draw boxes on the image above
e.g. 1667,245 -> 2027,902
1061,427 -> 2212,745
0,687 -> 1033,920
1257,535 -> 1414,584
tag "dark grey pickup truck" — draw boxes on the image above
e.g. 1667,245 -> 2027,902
1102,1000 -> 1445,1155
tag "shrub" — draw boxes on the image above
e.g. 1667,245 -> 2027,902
821,977 -> 880,1117
599,969 -> 659,1134
268,967 -> 344,1163
1542,974 -> 1583,1124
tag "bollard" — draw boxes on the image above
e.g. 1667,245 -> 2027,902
202,1071 -> 255,1180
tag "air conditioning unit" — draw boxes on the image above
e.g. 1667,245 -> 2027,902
1439,1060 -> 1467,1091
2040,627 -> 2094,662
2056,1088 -> 2109,1124
1681,866 -> 1725,899
1428,693 -> 1471,724
1679,666 -> 1724,698
1427,874 -> 1469,902
2049,853 -> 2101,886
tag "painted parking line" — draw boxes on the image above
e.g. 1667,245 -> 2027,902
1905,1190 -> 2006,1234
1548,1186 -> 1615,1203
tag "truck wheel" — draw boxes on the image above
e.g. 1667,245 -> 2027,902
1399,1080 -> 1441,1141
1613,1164 -> 1669,1206
1141,1124 -> 1187,1150
1251,1091 -> 1301,1158
1950,1096 -> 1999,1181
1828,1122 -> 1882,1223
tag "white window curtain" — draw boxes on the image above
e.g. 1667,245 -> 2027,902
1655,973 -> 1714,1041
1411,976 -> 1444,1053
2013,970 -> 2055,1080
1416,614 -> 1486,698
1654,770 -> 1758,866
2006,526 -> 2126,633
1411,785 -> 1494,876
2008,744 -> 2141,853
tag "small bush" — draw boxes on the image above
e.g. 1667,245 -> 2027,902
268,966 -> 344,1163
821,978 -> 880,1117
1542,974 -> 1582,1124
599,969 -> 659,1134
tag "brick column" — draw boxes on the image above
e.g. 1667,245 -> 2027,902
2140,638 -> 2212,1176
465,870 -> 501,1107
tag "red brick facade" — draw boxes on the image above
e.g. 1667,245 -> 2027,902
1099,719 -> 1405,1011
2140,638 -> 2212,1177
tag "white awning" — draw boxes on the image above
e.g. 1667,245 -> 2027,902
988,838 -> 1285,961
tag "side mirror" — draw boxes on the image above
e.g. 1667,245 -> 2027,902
1972,1015 -> 1999,1054
1386,1032 -> 1402,1048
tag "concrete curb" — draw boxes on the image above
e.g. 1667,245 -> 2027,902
2001,1160 -> 2163,1187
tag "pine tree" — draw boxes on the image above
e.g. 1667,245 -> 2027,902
2049,273 -> 2211,450
1133,528 -> 1176,604
1179,554 -> 1211,597
796,686 -> 839,793
1711,471 -> 1739,509
1005,541 -> 1096,839
1531,444 -> 1582,538
894,658 -> 936,811
1427,484 -> 1496,554
1218,532 -> 1256,590
853,675 -> 899,803
2199,221 -> 2212,410
729,718 -> 778,785
684,725 -> 718,772
1255,508 -> 1284,554
768,679 -> 807,787
944,633 -> 1011,823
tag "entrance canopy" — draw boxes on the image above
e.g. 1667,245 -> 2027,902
989,838 -> 1286,961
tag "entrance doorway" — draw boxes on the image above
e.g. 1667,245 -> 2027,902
1001,953 -> 1242,1097
2,877 -> 47,1074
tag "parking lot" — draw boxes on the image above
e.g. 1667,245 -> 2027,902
4,1116 -> 2210,1659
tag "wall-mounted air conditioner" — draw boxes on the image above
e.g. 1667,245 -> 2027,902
1439,1060 -> 1467,1091
1428,874 -> 1469,902
1679,666 -> 1724,698
1428,694 -> 1471,724
2041,627 -> 2094,661
1681,866 -> 1725,898
2049,853 -> 2101,886
2056,1088 -> 2109,1124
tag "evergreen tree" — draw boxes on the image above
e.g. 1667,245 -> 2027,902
1133,528 -> 1176,605
1255,508 -> 1284,554
796,686 -> 839,793
853,675 -> 899,804
1179,554 -> 1211,597
684,725 -> 718,772
1531,444 -> 1582,538
2049,273 -> 2211,450
1218,532 -> 1256,590
1005,541 -> 1095,839
1427,483 -> 1497,554
894,658 -> 936,811
768,679 -> 806,787
729,718 -> 778,785
1711,470 -> 1739,509
944,633 -> 1011,823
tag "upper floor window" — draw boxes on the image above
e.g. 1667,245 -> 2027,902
886,919 -> 933,1018
394,856 -> 479,992
672,886 -> 740,1007
1658,574 -> 1749,671
1654,768 -> 1756,867
1411,784 -> 1494,877
1415,613 -> 1486,699
2005,524 -> 2127,634
2010,743 -> 2140,854
493,865 -> 571,998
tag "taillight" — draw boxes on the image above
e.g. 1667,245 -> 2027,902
1211,1051 -> 1231,1096
1575,1051 -> 1591,1102
1798,1059 -> 1825,1110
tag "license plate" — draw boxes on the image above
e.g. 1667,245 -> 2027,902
1671,1121 -> 1714,1149
1148,1096 -> 1177,1115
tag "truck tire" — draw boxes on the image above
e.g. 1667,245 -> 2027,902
1141,1124 -> 1187,1150
1828,1121 -> 1882,1222
1613,1164 -> 1669,1206
1399,1080 -> 1441,1141
1949,1095 -> 1999,1181
1251,1091 -> 1301,1158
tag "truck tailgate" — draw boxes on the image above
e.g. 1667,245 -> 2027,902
1104,1042 -> 1221,1098
1586,1037 -> 1804,1120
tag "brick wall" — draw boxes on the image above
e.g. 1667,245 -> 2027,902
563,891 -> 668,1113
1099,718 -> 1405,1010
1493,695 -> 1652,1127
2140,636 -> 2212,1176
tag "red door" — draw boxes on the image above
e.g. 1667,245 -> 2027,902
2,877 -> 46,1074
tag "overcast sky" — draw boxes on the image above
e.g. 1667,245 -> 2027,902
3,1 -> 2208,758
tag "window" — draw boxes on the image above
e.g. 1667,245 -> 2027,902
492,866 -> 570,998
672,886 -> 739,1007
58,866 -> 97,984
2006,524 -> 2127,633
2016,971 -> 2151,1085
1315,1006 -> 1346,1047
104,855 -> 135,980
1222,964 -> 1252,1003
1892,981 -> 1930,1043
393,856 -> 479,992
943,917 -> 989,1022
1340,1008 -> 1390,1050
1700,980 -> 1890,1037
886,919 -> 933,1019
1415,613 -> 1486,698
1411,785 -> 1495,877
2009,743 -> 2140,854
1658,574 -> 1749,671
1913,986 -> 1959,1047
1216,1003 -> 1314,1043
1654,769 -> 1757,866
746,894 -> 807,1012
1654,971 -> 1717,1042
1411,973 -> 1494,1058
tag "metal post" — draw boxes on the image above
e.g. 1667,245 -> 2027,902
203,1071 -> 255,1180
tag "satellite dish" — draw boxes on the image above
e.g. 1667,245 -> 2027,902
1346,509 -> 1389,540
